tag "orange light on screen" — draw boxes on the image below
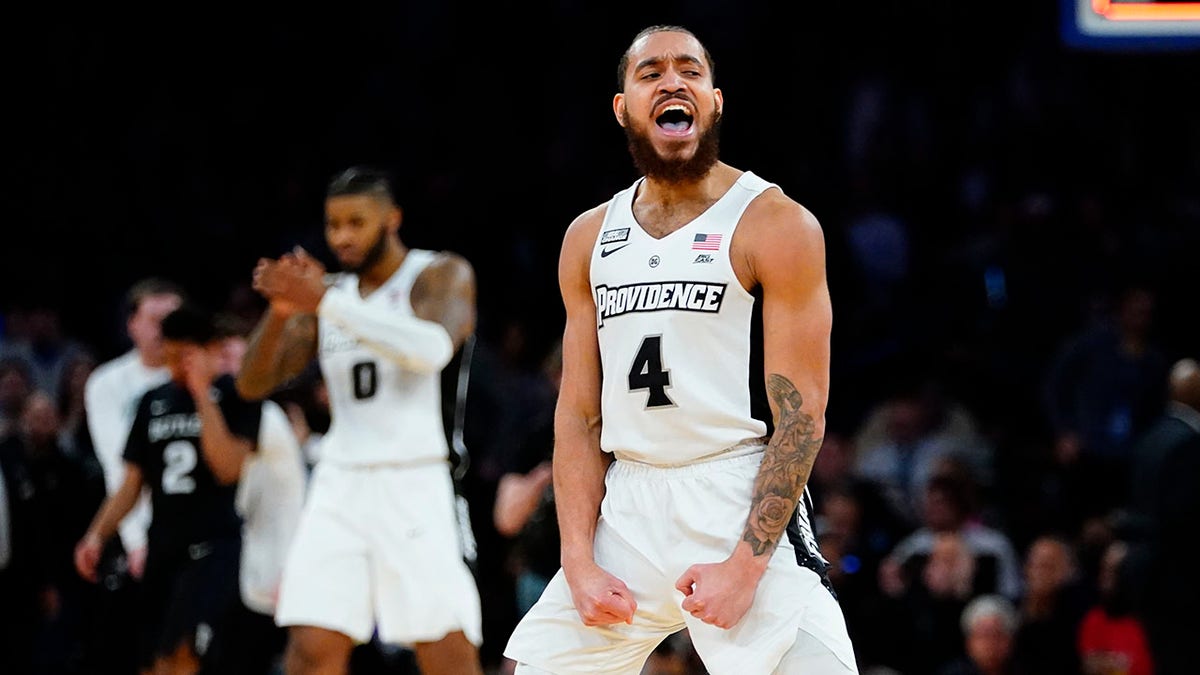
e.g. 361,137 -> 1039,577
1092,0 -> 1200,21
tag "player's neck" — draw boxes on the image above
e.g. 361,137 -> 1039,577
635,162 -> 741,237
359,241 -> 407,294
138,350 -> 165,370
640,162 -> 739,208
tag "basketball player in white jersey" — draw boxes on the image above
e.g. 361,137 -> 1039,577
503,26 -> 858,674
235,166 -> 483,675
83,278 -> 185,673
85,278 -> 185,575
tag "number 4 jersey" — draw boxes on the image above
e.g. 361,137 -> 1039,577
591,171 -> 775,466
123,374 -> 262,556
317,249 -> 451,466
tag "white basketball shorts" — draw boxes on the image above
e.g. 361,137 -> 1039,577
503,451 -> 857,674
274,461 -> 482,647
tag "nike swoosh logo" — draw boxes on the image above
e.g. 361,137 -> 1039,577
600,244 -> 630,258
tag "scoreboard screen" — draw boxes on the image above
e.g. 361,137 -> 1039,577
1062,0 -> 1200,50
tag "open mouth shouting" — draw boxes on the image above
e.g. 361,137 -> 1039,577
655,102 -> 695,137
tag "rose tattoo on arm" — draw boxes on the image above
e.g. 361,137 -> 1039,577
742,374 -> 823,556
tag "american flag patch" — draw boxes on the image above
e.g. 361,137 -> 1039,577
692,233 -> 723,250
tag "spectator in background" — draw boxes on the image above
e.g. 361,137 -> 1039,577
1124,357 -> 1200,675
81,276 -> 185,674
815,482 -> 901,670
1,420 -> 36,674
0,301 -> 92,401
1078,540 -> 1153,675
881,467 -> 1023,603
0,391 -> 106,673
855,374 -> 993,525
1043,284 -> 1169,521
880,532 -> 980,674
84,277 -> 186,574
939,594 -> 1019,675
56,351 -> 97,459
0,357 -> 34,440
492,339 -> 561,621
1011,534 -> 1087,675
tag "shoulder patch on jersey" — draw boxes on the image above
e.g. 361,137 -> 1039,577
600,228 -> 630,245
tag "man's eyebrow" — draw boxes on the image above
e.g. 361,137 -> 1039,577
634,54 -> 704,71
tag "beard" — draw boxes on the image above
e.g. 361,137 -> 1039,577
342,226 -> 389,274
623,109 -> 722,184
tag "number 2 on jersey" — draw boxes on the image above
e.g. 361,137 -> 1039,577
628,335 -> 673,408
162,440 -> 197,494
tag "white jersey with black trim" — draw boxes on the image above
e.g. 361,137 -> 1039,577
590,171 -> 776,466
317,249 -> 450,466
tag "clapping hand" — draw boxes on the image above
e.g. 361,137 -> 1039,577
252,246 -> 328,314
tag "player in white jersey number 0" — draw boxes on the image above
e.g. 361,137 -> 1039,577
236,166 -> 484,675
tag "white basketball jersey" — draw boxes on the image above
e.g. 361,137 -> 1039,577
318,249 -> 450,466
591,172 -> 776,466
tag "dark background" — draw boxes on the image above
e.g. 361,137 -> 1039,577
5,2 -> 1196,370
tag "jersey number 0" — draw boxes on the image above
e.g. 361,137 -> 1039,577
352,361 -> 378,400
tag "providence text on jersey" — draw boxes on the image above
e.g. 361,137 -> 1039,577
594,280 -> 727,326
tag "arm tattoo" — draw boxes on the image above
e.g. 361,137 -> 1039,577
240,313 -> 318,396
277,314 -> 319,380
742,374 -> 823,556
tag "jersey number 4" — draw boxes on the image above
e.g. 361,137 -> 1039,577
629,335 -> 673,408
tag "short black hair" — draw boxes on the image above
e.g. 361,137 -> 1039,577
616,25 -> 714,93
123,277 -> 186,318
326,165 -> 399,206
160,303 -> 216,345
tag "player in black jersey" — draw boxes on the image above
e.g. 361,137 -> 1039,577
75,303 -> 261,675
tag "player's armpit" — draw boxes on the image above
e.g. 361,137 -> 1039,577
410,252 -> 477,351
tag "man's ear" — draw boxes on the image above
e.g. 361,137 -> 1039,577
714,89 -> 723,117
613,94 -> 627,127
389,205 -> 403,233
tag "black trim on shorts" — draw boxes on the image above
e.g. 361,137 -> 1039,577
785,487 -> 837,598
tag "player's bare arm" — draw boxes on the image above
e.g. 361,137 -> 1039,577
554,204 -> 638,627
237,256 -> 320,400
742,196 -> 830,556
676,192 -> 831,629
409,251 -> 477,352
184,348 -> 254,484
74,462 -> 145,582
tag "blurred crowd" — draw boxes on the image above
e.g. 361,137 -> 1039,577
1,248 -> 1196,675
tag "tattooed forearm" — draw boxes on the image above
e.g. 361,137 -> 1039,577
276,314 -> 319,380
742,373 -> 824,556
237,312 -> 318,399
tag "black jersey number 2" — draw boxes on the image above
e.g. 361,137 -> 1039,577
629,335 -> 673,408
352,361 -> 378,400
